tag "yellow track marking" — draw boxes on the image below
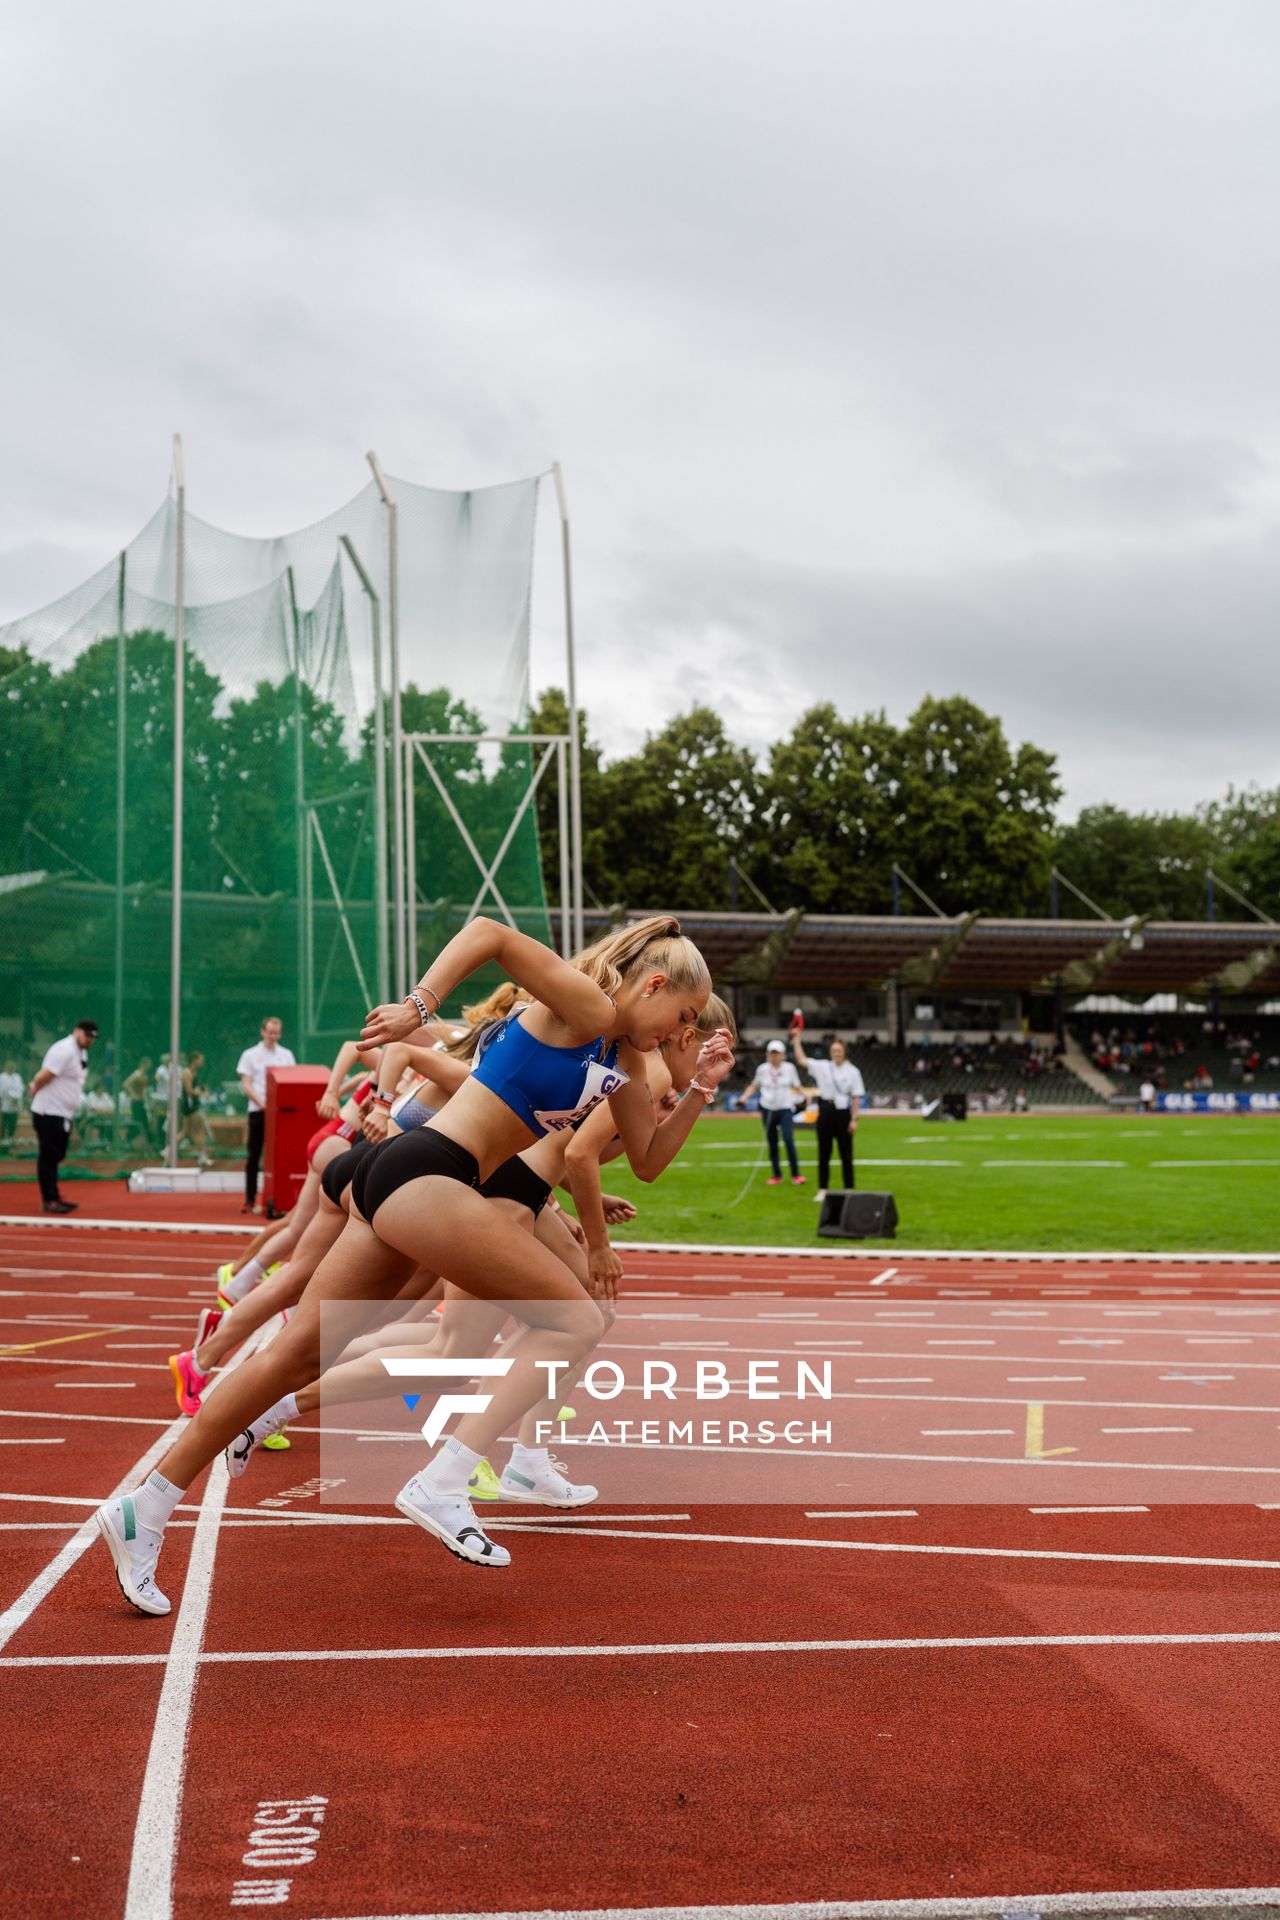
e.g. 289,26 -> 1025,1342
1025,1401 -> 1078,1459
0,1325 -> 131,1355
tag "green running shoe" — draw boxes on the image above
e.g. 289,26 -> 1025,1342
467,1457 -> 502,1502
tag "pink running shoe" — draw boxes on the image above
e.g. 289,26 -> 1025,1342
767,1176 -> 783,1186
168,1349 -> 206,1417
791,1175 -> 807,1186
194,1306 -> 222,1352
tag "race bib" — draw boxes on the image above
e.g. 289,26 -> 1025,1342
533,1058 -> 630,1133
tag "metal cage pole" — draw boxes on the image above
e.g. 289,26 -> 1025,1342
286,568 -> 309,1054
166,436 -> 185,1168
557,739 -> 571,958
404,735 -> 418,987
339,533 -> 389,1005
112,549 -> 126,1152
367,453 -> 405,991
551,464 -> 584,953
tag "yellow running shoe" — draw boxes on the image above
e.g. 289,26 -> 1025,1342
555,1405 -> 576,1422
266,1262 -> 283,1275
467,1457 -> 501,1501
262,1428 -> 291,1451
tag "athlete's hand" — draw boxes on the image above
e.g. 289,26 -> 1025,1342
362,1104 -> 391,1144
588,1244 -> 624,1300
694,1029 -> 735,1089
557,1207 -> 588,1250
657,1088 -> 681,1115
360,1002 -> 419,1051
601,1192 -> 637,1225
316,1089 -> 341,1121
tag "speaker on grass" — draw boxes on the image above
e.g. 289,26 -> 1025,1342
818,1191 -> 898,1239
943,1092 -> 968,1120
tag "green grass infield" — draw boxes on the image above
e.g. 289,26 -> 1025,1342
590,1111 -> 1280,1254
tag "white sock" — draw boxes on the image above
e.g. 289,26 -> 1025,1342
248,1393 -> 297,1440
422,1435 -> 482,1496
239,1256 -> 267,1289
508,1443 -> 549,1476
134,1469 -> 183,1533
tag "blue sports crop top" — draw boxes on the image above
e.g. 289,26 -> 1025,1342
470,1012 -> 628,1137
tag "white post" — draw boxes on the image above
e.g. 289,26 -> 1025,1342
166,435 -> 185,1167
340,534 -> 389,1004
367,453 -> 404,991
551,463 -> 584,952
557,738 -> 571,959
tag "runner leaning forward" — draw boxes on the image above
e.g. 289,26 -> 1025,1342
96,915 -> 732,1611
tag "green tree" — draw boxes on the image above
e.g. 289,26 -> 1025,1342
1052,805 -> 1217,920
527,687 -> 607,908
590,708 -> 759,909
1200,787 -> 1280,919
756,704 -> 902,911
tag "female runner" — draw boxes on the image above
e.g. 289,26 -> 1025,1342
97,915 -> 728,1611
229,995 -> 736,1506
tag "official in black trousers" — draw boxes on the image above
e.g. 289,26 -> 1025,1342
792,1031 -> 864,1192
29,1019 -> 99,1213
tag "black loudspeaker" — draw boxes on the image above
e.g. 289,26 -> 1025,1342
818,1191 -> 899,1239
943,1092 -> 968,1121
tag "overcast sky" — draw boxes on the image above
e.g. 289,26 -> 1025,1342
3,1 -> 1279,818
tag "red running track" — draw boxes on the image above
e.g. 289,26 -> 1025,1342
1,1217 -> 1280,1920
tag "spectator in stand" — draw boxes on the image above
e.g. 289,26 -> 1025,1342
28,1018 -> 98,1213
122,1058 -> 154,1150
792,1031 -> 863,1193
1138,1078 -> 1157,1113
237,1017 -> 296,1213
0,1059 -> 22,1149
748,1040 -> 806,1188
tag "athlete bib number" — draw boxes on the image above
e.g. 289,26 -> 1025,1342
533,1059 -> 629,1134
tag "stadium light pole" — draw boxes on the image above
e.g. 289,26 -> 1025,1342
367,453 -> 405,992
167,434 -> 185,1169
551,463 -> 584,952
340,534 -> 389,1004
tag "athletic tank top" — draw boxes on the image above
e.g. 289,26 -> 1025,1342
471,1011 -> 627,1138
391,1083 -> 437,1134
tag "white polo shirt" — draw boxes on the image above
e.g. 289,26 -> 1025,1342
0,1071 -> 22,1114
753,1059 -> 802,1112
31,1035 -> 89,1122
810,1058 -> 866,1110
236,1040 -> 297,1111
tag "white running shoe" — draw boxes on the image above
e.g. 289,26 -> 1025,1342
224,1404 -> 288,1480
394,1473 -> 510,1567
498,1456 -> 598,1508
95,1496 -> 170,1616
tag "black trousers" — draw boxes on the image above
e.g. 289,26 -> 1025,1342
33,1112 -> 70,1204
816,1100 -> 854,1190
244,1108 -> 265,1205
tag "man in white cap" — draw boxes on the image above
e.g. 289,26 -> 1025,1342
747,1039 -> 806,1187
29,1018 -> 99,1213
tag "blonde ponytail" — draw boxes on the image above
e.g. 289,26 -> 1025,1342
572,914 -> 711,1000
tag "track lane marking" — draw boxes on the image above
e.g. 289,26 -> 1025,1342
7,1630 -> 1280,1670
241,1887 -> 1280,1917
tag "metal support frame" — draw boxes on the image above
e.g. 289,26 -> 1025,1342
367,453 -> 405,991
166,436 -> 184,1167
402,732 -> 571,987
551,464 -> 584,953
339,533 -> 389,1004
286,567 -> 310,1055
112,548 -> 126,1151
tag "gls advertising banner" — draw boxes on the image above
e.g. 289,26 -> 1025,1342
1156,1091 -> 1280,1112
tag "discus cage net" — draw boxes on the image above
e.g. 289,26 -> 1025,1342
0,447 -> 583,1156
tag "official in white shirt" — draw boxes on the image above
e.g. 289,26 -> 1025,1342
236,1017 -> 297,1212
747,1039 -> 806,1185
793,1031 -> 864,1192
29,1018 -> 99,1213
0,1060 -> 23,1147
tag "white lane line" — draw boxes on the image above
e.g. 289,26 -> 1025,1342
920,1429 -> 1013,1436
1101,1426 -> 1192,1434
853,1377 -> 934,1384
868,1269 -> 898,1286
1008,1376 -> 1087,1382
485,1526 -> 1280,1570
56,1382 -> 137,1390
1029,1506 -> 1150,1515
0,1408 -> 169,1429
0,1438 -> 64,1445
253,1886 -> 1280,1918
927,1340 -> 994,1347
805,1510 -> 918,1519
7,1632 -> 1280,1673
122,1318 -> 271,1920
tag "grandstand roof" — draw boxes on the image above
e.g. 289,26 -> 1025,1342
581,908 -> 1280,998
